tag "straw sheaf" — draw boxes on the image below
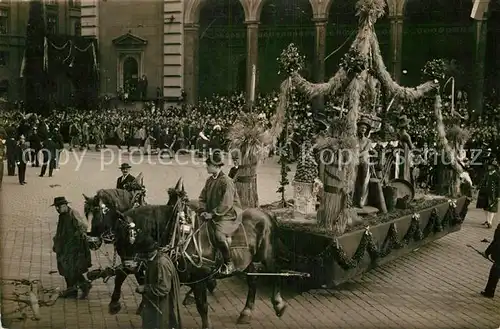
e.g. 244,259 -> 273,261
269,78 -> 292,139
228,113 -> 271,166
355,0 -> 387,25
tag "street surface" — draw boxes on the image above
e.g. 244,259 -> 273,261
1,147 -> 500,329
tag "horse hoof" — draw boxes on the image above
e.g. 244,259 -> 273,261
207,280 -> 217,294
183,295 -> 196,306
108,302 -> 121,315
274,302 -> 287,318
237,313 -> 251,324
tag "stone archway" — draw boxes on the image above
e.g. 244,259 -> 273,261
401,0 -> 473,86
123,56 -> 139,98
197,0 -> 246,99
258,0 -> 314,94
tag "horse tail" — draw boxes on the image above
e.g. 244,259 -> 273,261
261,211 -> 286,270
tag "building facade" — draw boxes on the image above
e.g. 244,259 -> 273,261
82,0 -> 495,109
0,0 -> 81,101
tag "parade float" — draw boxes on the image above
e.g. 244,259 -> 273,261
251,0 -> 472,288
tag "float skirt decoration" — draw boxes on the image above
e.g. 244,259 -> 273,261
277,197 -> 470,288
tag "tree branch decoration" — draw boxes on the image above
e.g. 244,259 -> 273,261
274,44 -> 305,206
273,0 -> 438,233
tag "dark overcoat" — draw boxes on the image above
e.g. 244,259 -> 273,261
53,208 -> 92,278
116,174 -> 136,189
477,169 -> 500,212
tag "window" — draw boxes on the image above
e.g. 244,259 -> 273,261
0,9 -> 8,35
0,51 -> 7,66
45,0 -> 57,5
69,0 -> 80,7
74,21 -> 81,36
47,14 -> 58,34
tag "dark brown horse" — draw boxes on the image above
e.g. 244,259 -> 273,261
83,187 -> 215,314
83,188 -> 146,314
117,178 -> 287,328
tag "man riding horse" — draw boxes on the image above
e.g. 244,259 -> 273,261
189,151 -> 242,276
117,163 -> 146,207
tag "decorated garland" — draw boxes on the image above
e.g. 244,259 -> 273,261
279,199 -> 469,273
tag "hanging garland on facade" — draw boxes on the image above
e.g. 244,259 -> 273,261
45,38 -> 98,73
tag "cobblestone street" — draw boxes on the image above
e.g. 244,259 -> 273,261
1,148 -> 500,329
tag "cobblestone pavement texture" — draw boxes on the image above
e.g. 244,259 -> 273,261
1,147 -> 500,329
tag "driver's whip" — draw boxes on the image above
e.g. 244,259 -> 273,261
466,244 -> 493,263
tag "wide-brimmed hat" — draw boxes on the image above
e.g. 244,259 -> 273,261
119,163 -> 132,170
51,196 -> 69,207
398,115 -> 411,128
357,116 -> 372,128
205,151 -> 224,167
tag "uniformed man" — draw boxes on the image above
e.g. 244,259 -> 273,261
51,197 -> 92,299
116,163 -> 136,189
6,133 -> 17,176
190,151 -> 242,275
39,137 -> 57,177
15,135 -> 29,185
482,223 -> 500,298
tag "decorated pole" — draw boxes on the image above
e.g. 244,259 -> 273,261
249,64 -> 256,111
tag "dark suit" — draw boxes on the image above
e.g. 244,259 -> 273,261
29,133 -> 42,167
484,223 -> 500,297
116,174 -> 136,189
15,142 -> 29,184
40,139 -> 57,177
228,166 -> 239,180
6,137 -> 17,175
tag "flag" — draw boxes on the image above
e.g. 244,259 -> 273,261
20,49 -> 26,78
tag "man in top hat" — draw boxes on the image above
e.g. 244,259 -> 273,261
190,151 -> 243,275
51,196 -> 92,299
353,116 -> 372,208
117,163 -> 136,190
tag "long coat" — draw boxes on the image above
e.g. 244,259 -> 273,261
141,252 -> 178,329
53,208 -> 92,278
197,172 -> 242,235
477,169 -> 500,212
486,223 -> 500,263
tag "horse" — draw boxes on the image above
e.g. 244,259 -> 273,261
83,185 -> 216,314
83,188 -> 146,314
116,178 -> 287,329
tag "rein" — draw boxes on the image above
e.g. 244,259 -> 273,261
160,195 -> 222,285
